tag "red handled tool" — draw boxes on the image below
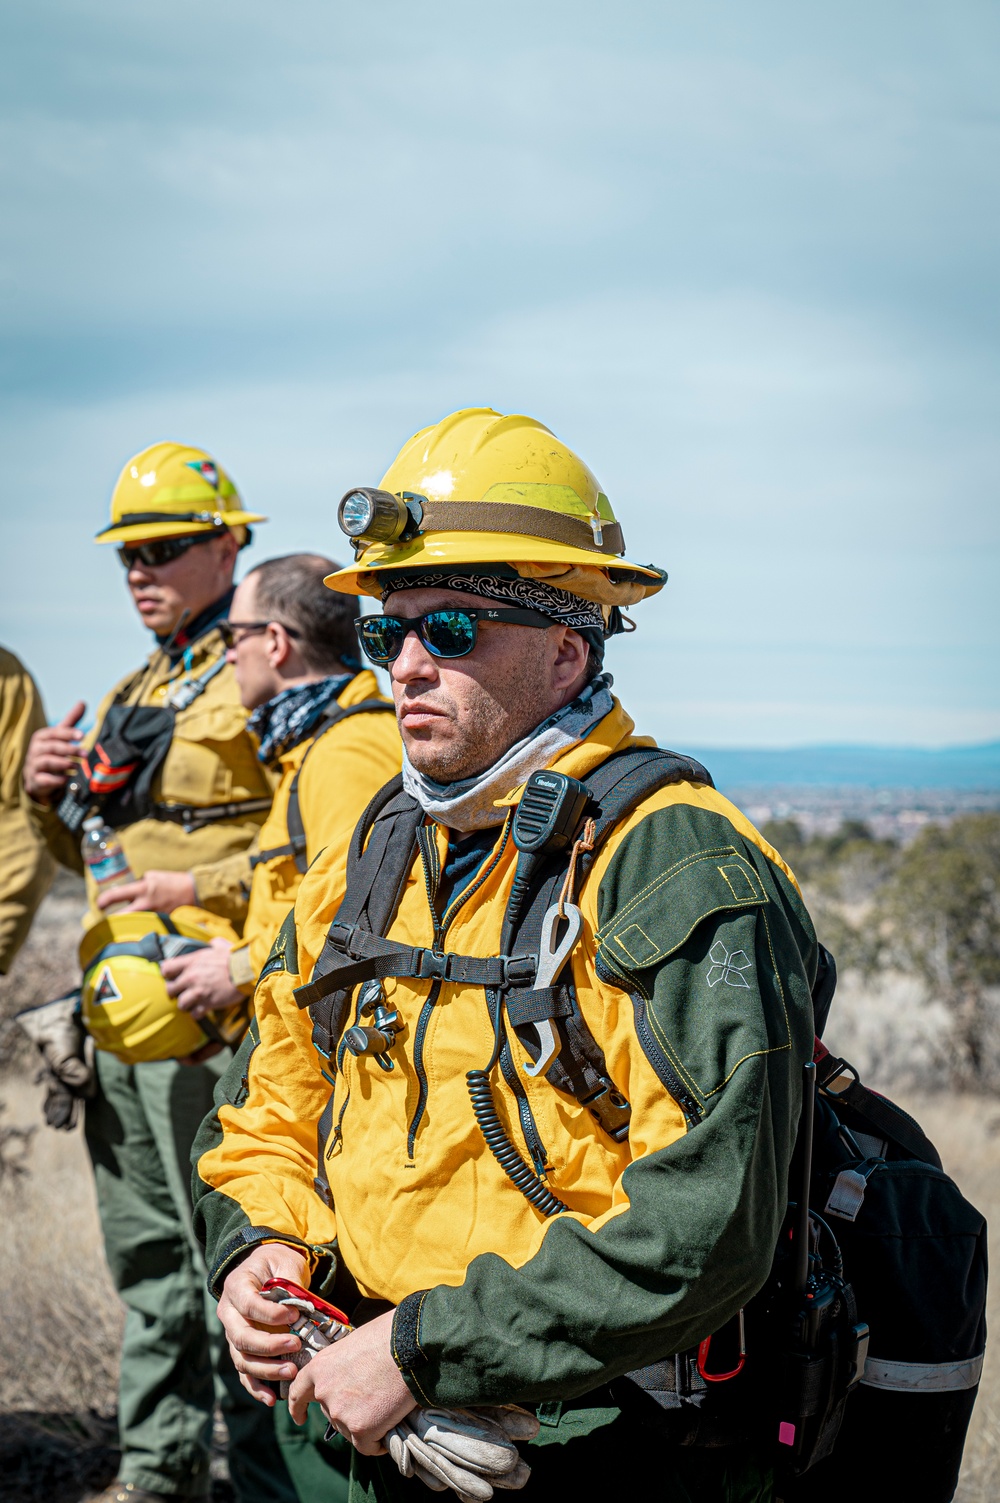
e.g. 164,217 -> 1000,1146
260,1278 -> 352,1394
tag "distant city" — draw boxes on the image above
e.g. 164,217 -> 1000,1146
683,741 -> 1000,841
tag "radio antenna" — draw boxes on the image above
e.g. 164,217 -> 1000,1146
793,1061 -> 817,1295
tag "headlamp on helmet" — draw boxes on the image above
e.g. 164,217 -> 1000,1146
337,488 -> 425,554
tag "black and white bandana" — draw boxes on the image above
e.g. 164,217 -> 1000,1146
378,569 -> 605,632
248,673 -> 351,765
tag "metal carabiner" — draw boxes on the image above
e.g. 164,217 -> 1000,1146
697,1308 -> 746,1383
522,901 -> 583,1079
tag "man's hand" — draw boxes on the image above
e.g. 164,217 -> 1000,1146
162,937 -> 242,1019
97,869 -> 197,914
218,1244 -> 311,1406
22,701 -> 86,805
288,1309 -> 416,1455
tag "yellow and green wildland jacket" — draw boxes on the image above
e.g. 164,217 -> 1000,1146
194,697 -> 816,1409
24,617 -> 275,928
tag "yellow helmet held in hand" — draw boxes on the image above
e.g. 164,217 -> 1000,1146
95,442 -> 267,546
80,907 -> 249,1064
325,407 -> 665,609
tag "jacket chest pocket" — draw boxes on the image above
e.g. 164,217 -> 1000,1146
159,701 -> 255,806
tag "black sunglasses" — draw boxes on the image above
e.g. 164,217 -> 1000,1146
118,531 -> 220,570
219,619 -> 301,648
355,607 -> 553,666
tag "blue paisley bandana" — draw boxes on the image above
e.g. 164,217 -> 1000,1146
248,673 -> 352,764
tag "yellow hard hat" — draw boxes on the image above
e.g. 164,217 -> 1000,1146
96,442 -> 267,546
80,907 -> 249,1064
325,408 -> 664,607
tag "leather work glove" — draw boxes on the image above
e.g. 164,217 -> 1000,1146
15,990 -> 96,1130
385,1405 -> 538,1500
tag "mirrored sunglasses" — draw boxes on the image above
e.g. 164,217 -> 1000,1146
355,607 -> 553,666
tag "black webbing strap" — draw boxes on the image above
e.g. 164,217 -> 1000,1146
502,746 -> 714,1000
346,773 -> 408,877
816,1051 -> 943,1168
296,922 -> 537,997
578,746 -> 713,872
496,746 -> 715,1142
151,795 -> 273,831
297,745 -> 714,1106
504,988 -> 575,1026
294,780 -> 424,1049
250,699 -> 394,871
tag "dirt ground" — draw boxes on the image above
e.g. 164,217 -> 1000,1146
0,880 -> 996,1500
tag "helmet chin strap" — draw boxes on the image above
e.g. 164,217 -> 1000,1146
158,608 -> 192,656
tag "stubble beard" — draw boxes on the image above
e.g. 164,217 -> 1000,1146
402,667 -> 557,785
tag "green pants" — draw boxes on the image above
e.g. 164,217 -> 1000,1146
348,1407 -> 774,1503
85,1050 -> 297,1502
274,1403 -> 350,1503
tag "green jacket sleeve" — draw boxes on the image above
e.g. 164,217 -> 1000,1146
391,806 -> 817,1408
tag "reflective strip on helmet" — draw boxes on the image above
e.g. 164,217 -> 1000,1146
861,1353 -> 984,1393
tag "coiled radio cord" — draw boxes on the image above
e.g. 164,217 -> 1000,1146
467,989 -> 567,1218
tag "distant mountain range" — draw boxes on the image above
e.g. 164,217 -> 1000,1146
682,741 -> 1000,790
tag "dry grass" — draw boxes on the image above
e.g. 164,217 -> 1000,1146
0,1074 -> 123,1417
0,879 -> 227,1499
823,967 -> 955,1091
0,876 -> 124,1417
0,882 -> 996,1498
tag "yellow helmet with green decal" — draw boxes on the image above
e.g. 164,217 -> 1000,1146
326,407 -> 665,610
96,442 -> 266,546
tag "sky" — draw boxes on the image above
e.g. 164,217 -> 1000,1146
1,0 -> 997,748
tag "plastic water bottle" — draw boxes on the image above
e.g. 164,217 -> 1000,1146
81,816 -> 136,914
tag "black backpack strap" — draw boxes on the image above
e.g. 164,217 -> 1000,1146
153,795 -> 274,832
299,744 -> 713,1133
816,1049 -> 943,1168
580,745 -> 713,866
345,771 -> 408,878
250,700 -> 395,873
295,778 -> 423,1054
504,746 -> 714,1142
812,943 -> 837,1038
